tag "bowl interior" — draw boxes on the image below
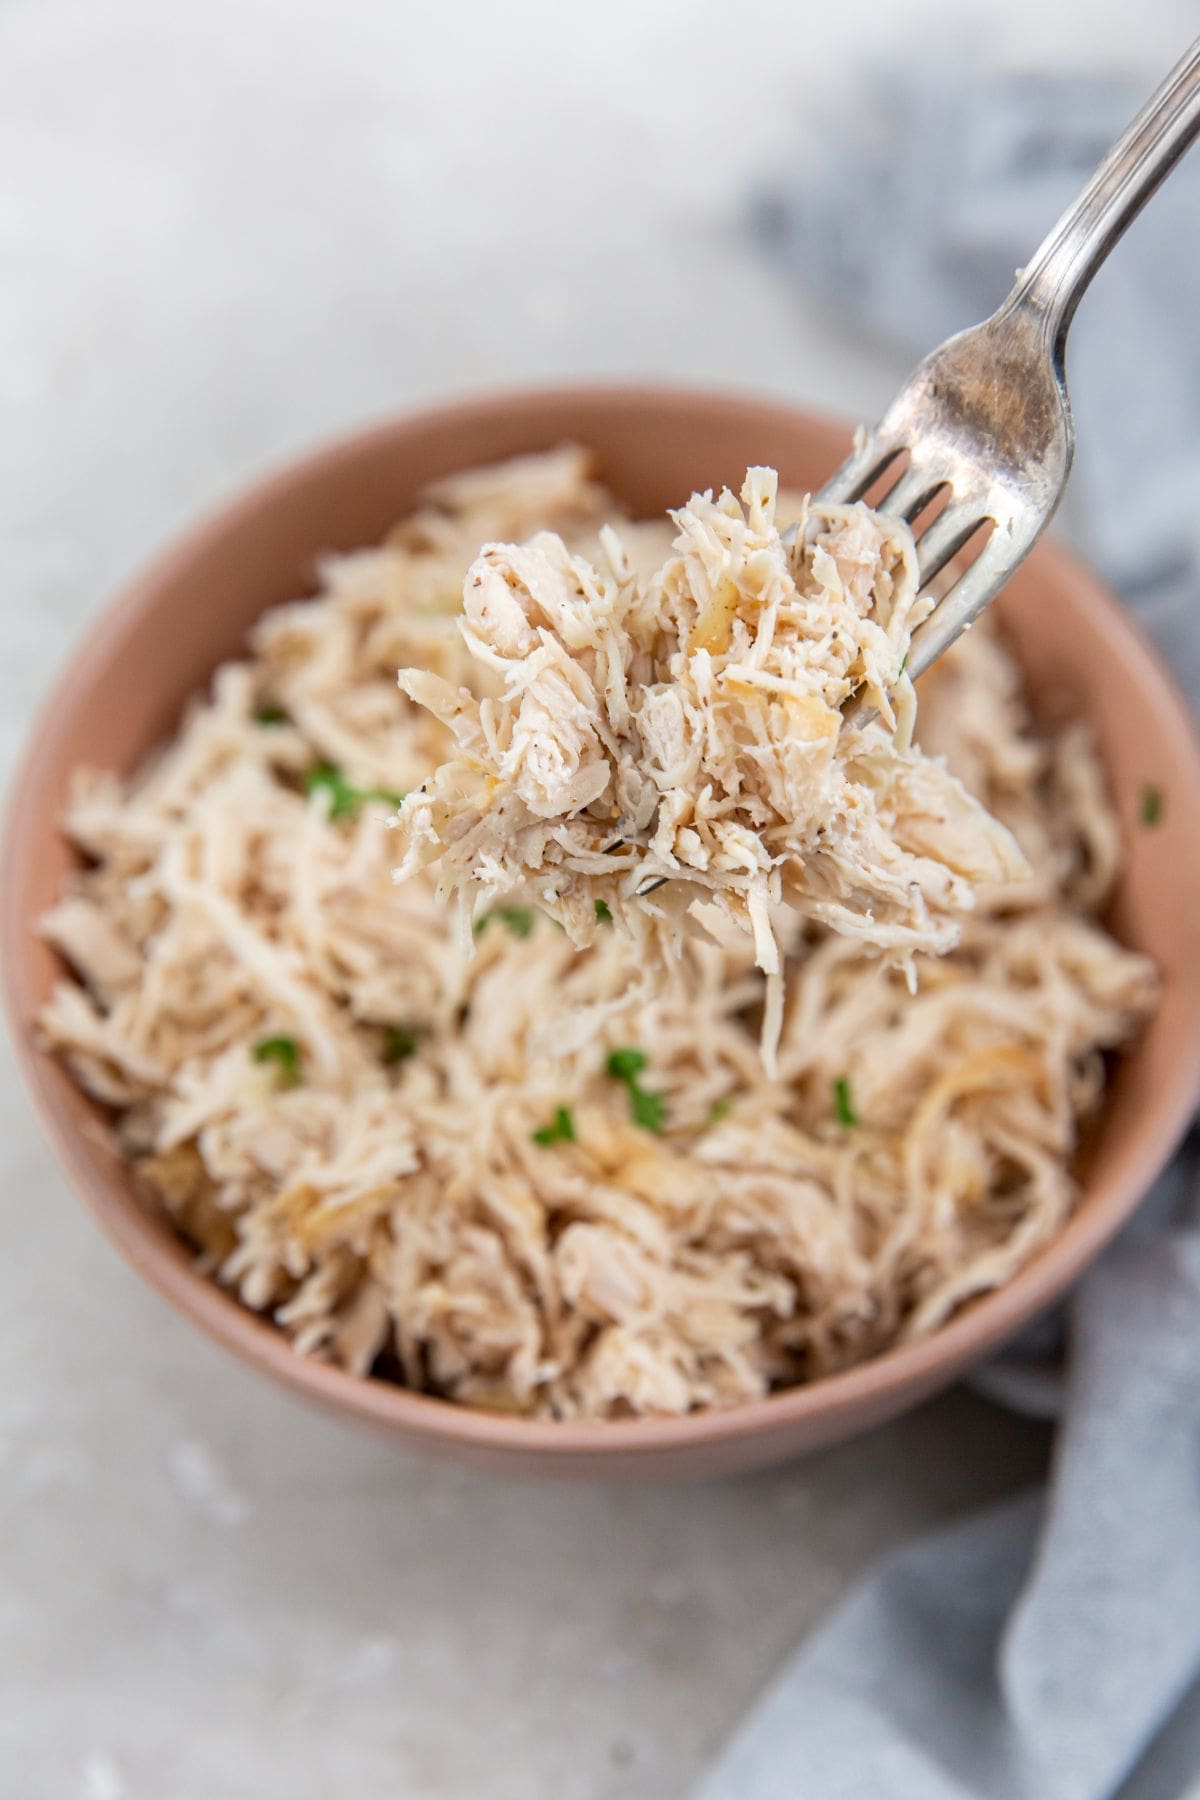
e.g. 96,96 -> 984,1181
6,385 -> 1200,1478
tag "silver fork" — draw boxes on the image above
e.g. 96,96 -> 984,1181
633,46 -> 1200,896
808,36 -> 1200,688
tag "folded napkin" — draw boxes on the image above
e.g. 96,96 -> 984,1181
696,66 -> 1200,1800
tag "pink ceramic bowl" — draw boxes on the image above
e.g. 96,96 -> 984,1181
6,385 -> 1200,1478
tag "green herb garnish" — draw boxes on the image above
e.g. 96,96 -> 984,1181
304,762 -> 405,821
255,703 -> 289,725
1140,784 -> 1164,827
595,899 -> 613,924
474,906 -> 536,940
832,1075 -> 858,1128
705,1098 -> 733,1127
382,1026 -> 418,1064
252,1035 -> 302,1088
898,653 -> 909,678
605,1046 -> 665,1133
532,1106 -> 576,1147
304,763 -> 360,819
630,1087 -> 667,1132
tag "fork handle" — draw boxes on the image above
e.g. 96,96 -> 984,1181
1007,36 -> 1200,346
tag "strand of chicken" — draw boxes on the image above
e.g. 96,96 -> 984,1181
39,449 -> 1156,1418
396,468 -> 1030,1066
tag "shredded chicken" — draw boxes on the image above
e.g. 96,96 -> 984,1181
396,468 -> 1029,1066
39,448 -> 1157,1419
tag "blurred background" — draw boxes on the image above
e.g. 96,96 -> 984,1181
1,2 -> 1194,1796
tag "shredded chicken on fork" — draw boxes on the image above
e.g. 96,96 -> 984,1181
396,469 -> 1029,1063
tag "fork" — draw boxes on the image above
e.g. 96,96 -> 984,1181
631,42 -> 1200,896
806,35 -> 1200,688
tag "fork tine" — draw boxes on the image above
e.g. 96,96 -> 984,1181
874,465 -> 949,524
907,531 -> 1010,678
915,502 -> 990,585
817,432 -> 905,506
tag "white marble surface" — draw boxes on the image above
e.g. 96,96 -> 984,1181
1,3 -> 1190,1795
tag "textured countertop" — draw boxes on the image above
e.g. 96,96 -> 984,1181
1,3 -> 1186,1795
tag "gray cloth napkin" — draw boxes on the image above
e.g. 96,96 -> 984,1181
696,68 -> 1200,1800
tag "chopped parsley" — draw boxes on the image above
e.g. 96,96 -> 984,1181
1139,784 -> 1164,827
254,703 -> 289,725
832,1075 -> 858,1128
705,1097 -> 733,1126
594,899 -> 613,924
630,1087 -> 667,1132
532,1106 -> 576,1147
474,906 -> 536,940
252,1035 -> 302,1088
381,1026 -> 418,1064
605,1046 -> 665,1133
898,653 -> 909,678
304,762 -> 405,821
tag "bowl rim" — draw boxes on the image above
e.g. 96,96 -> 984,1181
6,379 -> 1200,1462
